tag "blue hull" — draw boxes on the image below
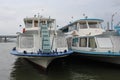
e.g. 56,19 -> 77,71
11,50 -> 73,57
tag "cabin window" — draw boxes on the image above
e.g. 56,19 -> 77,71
25,20 -> 32,28
40,21 -> 46,25
69,26 -> 72,31
34,20 -> 38,27
88,37 -> 97,48
72,38 -> 78,47
48,21 -> 55,29
96,37 -> 112,48
73,24 -> 77,30
88,22 -> 98,28
80,23 -> 87,29
68,24 -> 77,31
19,35 -> 34,48
79,38 -> 87,47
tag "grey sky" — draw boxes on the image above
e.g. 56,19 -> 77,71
0,0 -> 120,34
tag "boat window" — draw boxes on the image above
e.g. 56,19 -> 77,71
19,35 -> 34,48
96,37 -> 112,48
25,20 -> 32,28
88,37 -> 97,48
34,20 -> 38,27
80,23 -> 87,29
69,26 -> 72,31
48,22 -> 54,29
69,25 -> 77,31
72,38 -> 78,47
88,22 -> 98,28
79,38 -> 87,47
40,21 -> 46,25
73,24 -> 77,30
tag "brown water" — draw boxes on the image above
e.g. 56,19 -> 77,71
1,43 -> 120,80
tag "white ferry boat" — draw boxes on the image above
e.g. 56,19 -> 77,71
60,18 -> 120,64
11,15 -> 73,69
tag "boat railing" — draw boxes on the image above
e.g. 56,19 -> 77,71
12,47 -> 72,56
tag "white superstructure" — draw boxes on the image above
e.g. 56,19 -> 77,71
11,16 -> 73,69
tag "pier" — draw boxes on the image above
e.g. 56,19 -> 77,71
0,35 -> 17,42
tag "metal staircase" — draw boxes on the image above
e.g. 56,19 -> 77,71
41,24 -> 51,53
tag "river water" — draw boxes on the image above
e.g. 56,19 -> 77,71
1,43 -> 120,80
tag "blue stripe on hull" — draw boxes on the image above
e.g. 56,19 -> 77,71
72,49 -> 120,56
11,50 -> 73,57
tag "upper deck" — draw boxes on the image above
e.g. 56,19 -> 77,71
24,16 -> 56,31
60,18 -> 105,36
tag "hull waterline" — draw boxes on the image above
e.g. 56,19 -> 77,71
74,52 -> 120,64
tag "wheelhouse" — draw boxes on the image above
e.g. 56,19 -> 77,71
24,17 -> 56,30
62,19 -> 103,31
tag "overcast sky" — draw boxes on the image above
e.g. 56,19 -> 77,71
0,0 -> 120,35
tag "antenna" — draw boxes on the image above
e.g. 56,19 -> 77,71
111,9 -> 120,30
111,13 -> 115,30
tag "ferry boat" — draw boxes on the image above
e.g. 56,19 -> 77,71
60,18 -> 120,64
10,15 -> 73,69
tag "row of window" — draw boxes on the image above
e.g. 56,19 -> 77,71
80,23 -> 98,29
72,37 -> 97,48
25,20 -> 54,28
18,35 -> 67,49
69,22 -> 100,31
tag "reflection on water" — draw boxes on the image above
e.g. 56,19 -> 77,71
10,56 -> 120,80
10,58 -> 47,80
1,43 -> 120,80
47,57 -> 99,80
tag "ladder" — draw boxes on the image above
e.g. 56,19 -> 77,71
41,24 -> 51,53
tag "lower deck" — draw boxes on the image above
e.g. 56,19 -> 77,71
68,34 -> 120,53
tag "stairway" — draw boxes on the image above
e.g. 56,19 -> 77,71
41,24 -> 51,53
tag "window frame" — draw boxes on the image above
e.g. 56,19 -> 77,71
88,37 -> 97,48
79,37 -> 87,47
